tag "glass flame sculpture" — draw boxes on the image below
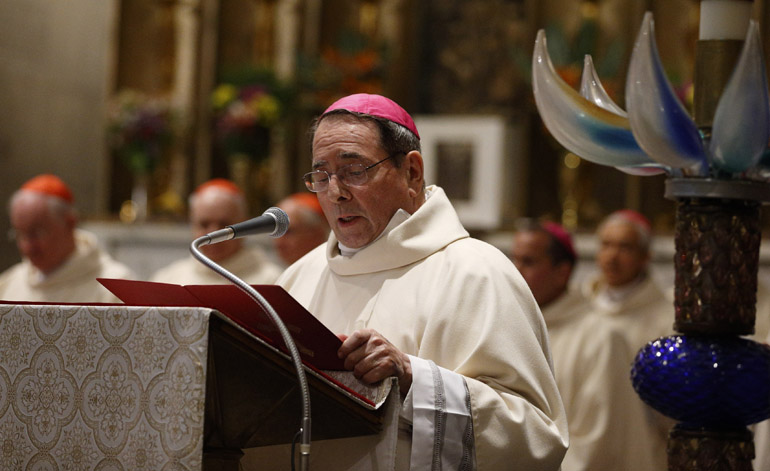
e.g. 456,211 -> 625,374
533,12 -> 770,179
533,10 -> 770,471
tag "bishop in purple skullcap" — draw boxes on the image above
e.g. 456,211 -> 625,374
322,93 -> 420,139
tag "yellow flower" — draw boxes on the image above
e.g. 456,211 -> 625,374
256,94 -> 281,126
211,84 -> 238,109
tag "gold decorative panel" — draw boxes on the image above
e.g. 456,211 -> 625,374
0,304 -> 210,470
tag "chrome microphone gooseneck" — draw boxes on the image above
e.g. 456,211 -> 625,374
191,207 -> 311,470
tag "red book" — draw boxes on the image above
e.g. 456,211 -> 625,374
97,278 -> 345,370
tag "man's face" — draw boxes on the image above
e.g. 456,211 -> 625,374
191,192 -> 244,262
511,231 -> 569,307
311,116 -> 414,248
596,221 -> 649,287
274,200 -> 328,265
10,195 -> 75,274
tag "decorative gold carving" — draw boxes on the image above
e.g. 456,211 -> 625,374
673,198 -> 760,335
668,426 -> 755,471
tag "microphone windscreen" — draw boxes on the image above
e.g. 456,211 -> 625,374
265,207 -> 290,237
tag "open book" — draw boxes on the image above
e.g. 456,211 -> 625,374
97,278 -> 344,369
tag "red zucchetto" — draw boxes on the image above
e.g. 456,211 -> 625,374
20,174 -> 74,203
285,192 -> 324,217
194,178 -> 243,196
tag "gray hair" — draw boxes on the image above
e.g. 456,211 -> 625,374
293,205 -> 325,228
188,186 -> 248,217
310,110 -> 421,167
597,212 -> 651,253
9,190 -> 77,222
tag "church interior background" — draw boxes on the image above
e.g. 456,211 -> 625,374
3,0 -> 770,282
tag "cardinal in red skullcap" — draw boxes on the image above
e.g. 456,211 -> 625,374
274,192 -> 329,265
150,178 -> 282,285
0,174 -> 135,303
21,174 -> 75,203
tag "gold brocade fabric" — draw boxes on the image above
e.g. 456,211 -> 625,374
0,304 -> 210,470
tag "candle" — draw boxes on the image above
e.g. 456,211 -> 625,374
699,0 -> 753,40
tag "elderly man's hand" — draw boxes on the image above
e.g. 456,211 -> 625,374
337,329 -> 412,395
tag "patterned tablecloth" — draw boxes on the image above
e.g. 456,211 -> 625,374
0,303 -> 211,470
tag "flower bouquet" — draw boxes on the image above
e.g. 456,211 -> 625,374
107,89 -> 175,222
211,68 -> 290,162
107,89 -> 174,174
297,29 -> 389,112
211,68 -> 293,212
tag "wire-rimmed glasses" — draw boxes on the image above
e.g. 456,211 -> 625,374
303,153 -> 401,193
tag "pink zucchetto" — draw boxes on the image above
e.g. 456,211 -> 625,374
20,174 -> 74,203
542,221 -> 577,261
322,93 -> 420,139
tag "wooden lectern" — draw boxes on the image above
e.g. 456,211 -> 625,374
0,302 -> 393,470
204,308 -> 393,470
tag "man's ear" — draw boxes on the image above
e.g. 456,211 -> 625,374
554,261 -> 573,288
641,249 -> 651,268
63,211 -> 78,232
405,150 -> 424,197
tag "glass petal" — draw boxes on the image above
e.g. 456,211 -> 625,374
616,165 -> 668,176
532,30 -> 654,168
580,55 -> 627,117
710,20 -> 770,174
626,12 -> 707,171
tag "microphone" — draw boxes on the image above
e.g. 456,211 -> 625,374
203,207 -> 290,245
190,204 -> 311,470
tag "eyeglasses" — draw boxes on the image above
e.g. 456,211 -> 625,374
7,227 -> 50,243
303,153 -> 401,193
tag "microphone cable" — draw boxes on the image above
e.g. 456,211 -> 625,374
191,230 -> 311,470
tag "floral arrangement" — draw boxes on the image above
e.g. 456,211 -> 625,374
107,89 -> 174,174
211,68 -> 291,161
297,29 -> 389,111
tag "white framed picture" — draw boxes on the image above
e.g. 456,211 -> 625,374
413,115 -> 506,230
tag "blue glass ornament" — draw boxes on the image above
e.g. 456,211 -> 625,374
631,335 -> 770,428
